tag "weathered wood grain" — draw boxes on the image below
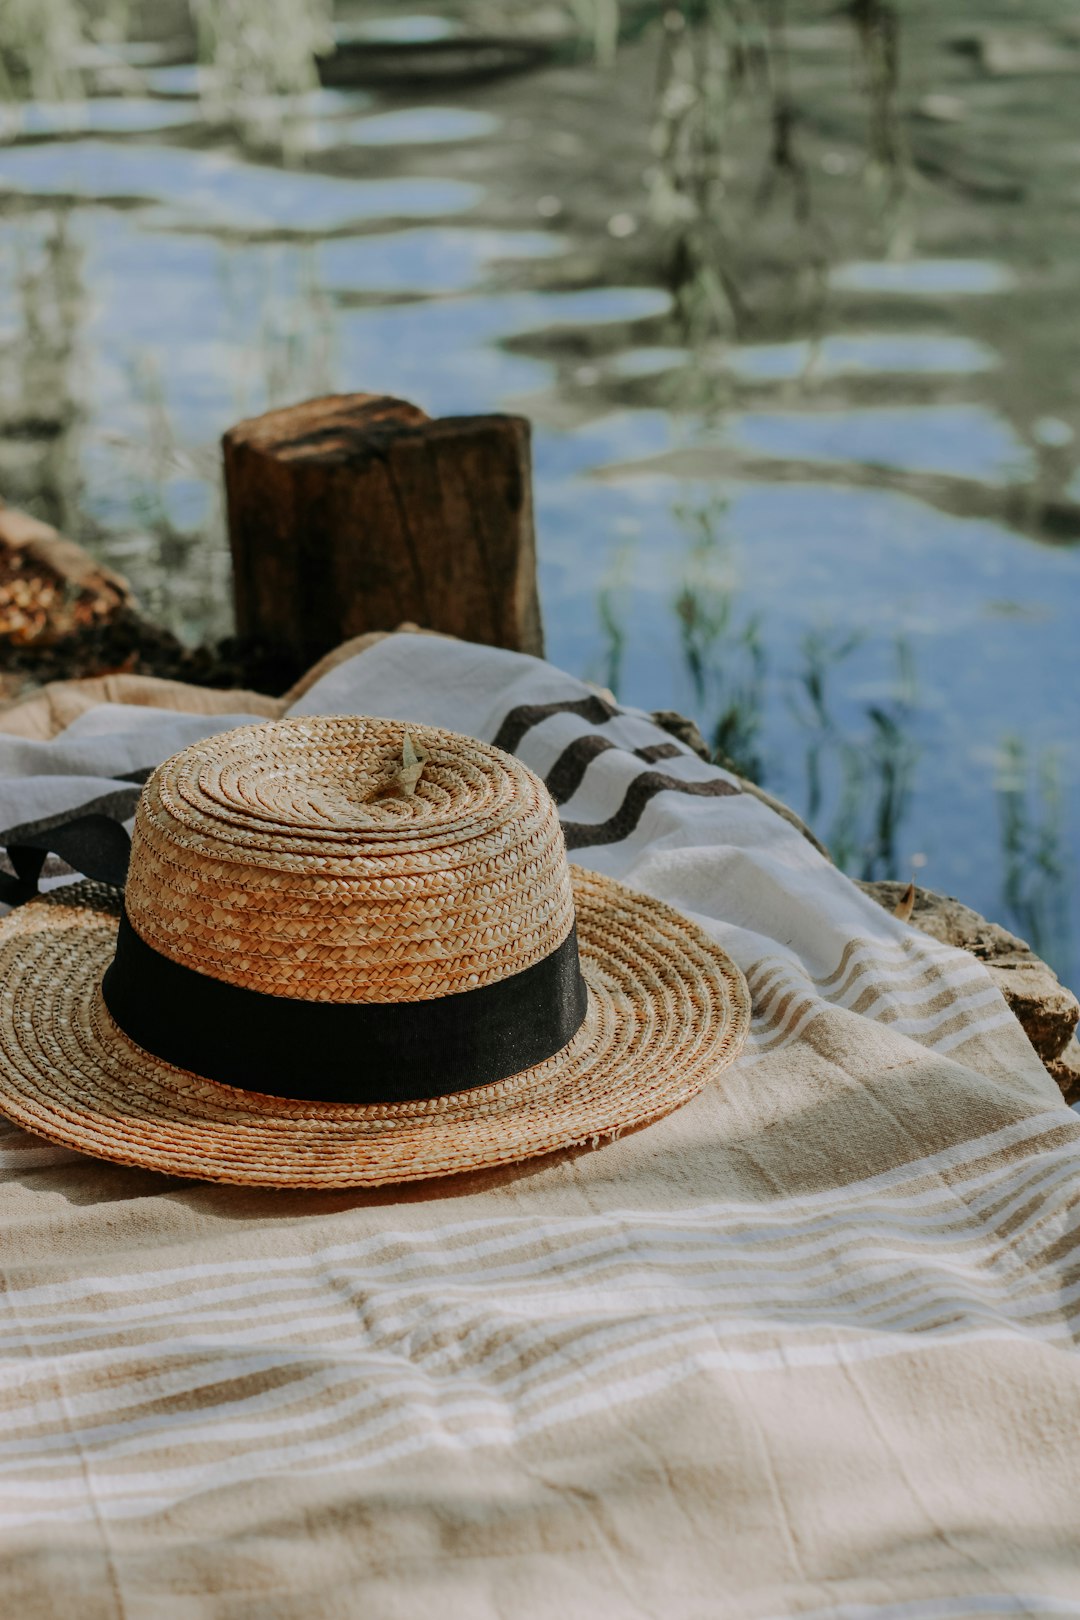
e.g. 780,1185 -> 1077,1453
223,393 -> 543,670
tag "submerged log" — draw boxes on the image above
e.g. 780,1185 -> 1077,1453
222,394 -> 543,673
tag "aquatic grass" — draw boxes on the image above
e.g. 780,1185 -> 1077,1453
0,0 -> 337,155
115,351 -> 230,640
0,210 -> 85,535
253,251 -> 337,412
593,533 -> 638,698
102,241 -> 339,643
216,243 -> 339,420
664,505 -> 922,859
709,614 -> 765,781
862,658 -> 919,878
997,737 -> 1073,984
789,626 -> 864,824
1,0 -> 114,106
572,0 -> 622,67
190,0 -> 334,156
673,499 -> 731,708
672,496 -> 768,782
823,637 -> 919,880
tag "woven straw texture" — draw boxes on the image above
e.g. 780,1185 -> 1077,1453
0,717 -> 750,1188
125,716 -> 577,1003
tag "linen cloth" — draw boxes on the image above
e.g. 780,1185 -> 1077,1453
0,632 -> 1077,1619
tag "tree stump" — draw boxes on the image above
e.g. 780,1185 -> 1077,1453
222,393 -> 543,673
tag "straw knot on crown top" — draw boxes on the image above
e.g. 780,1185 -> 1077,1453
123,716 -> 576,1005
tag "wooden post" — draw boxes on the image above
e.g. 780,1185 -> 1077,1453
222,393 -> 543,671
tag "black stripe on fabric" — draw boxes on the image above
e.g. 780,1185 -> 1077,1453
633,741 -> 684,766
561,770 -> 740,851
544,734 -> 616,804
102,913 -> 589,1105
542,735 -> 690,806
491,695 -> 618,756
115,766 -> 156,786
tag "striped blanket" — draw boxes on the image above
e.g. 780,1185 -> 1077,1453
1,632 -> 1078,1619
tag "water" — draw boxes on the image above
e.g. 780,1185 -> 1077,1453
0,2 -> 1078,988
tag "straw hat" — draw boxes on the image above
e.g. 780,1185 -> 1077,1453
0,717 -> 749,1188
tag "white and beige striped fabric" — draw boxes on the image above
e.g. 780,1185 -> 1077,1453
1,632 -> 1078,1619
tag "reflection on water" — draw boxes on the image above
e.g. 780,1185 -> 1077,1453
0,3 -> 1078,988
143,67 -> 205,98
610,332 -> 998,384
646,1 -> 760,344
319,226 -> 565,294
609,347 -> 688,379
727,333 -> 997,382
329,106 -> 498,145
334,15 -> 458,45
728,404 -> 1033,484
829,258 -> 1015,296
0,141 -> 481,230
13,99 -> 196,137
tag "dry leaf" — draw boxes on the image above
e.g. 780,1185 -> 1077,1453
397,729 -> 426,797
369,729 -> 428,801
892,881 -> 916,923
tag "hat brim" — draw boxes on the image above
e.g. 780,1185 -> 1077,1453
0,869 -> 750,1189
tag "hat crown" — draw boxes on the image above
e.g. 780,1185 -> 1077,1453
124,717 -> 576,1004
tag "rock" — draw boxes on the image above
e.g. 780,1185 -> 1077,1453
860,881 -> 1080,1071
650,709 -> 711,762
0,504 -> 131,647
1047,1039 -> 1080,1107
